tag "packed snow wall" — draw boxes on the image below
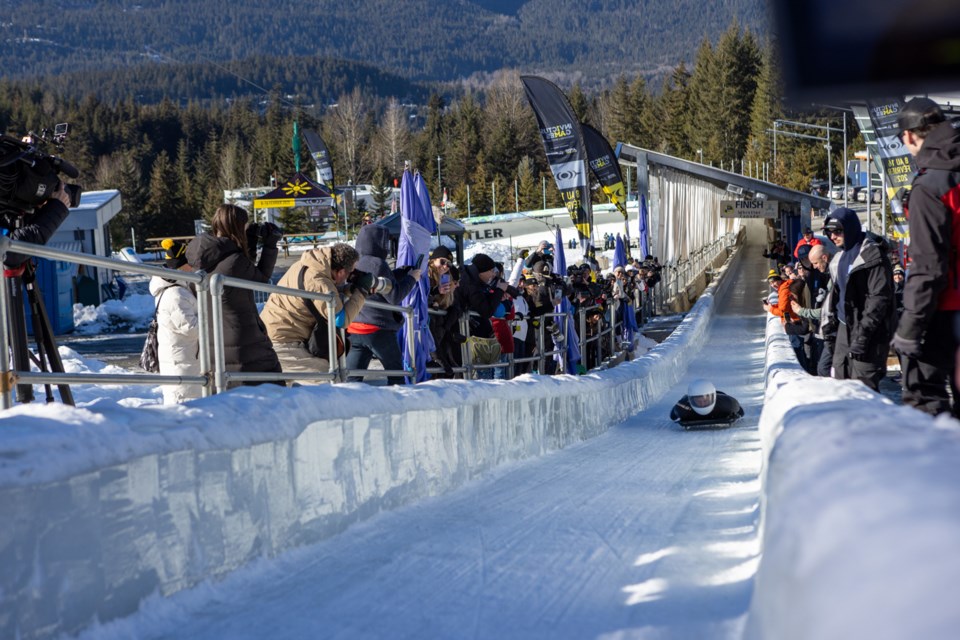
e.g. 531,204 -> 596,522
747,314 -> 960,640
0,240 -> 744,639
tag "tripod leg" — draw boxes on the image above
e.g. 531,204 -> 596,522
24,277 -> 74,406
6,275 -> 35,403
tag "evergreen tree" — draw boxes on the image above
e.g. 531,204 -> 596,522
370,166 -> 392,216
143,151 -> 183,238
685,37 -> 717,163
659,63 -> 692,157
445,92 -> 483,194
745,42 -> 781,179
469,152 -> 492,216
277,207 -> 311,233
517,156 -> 540,211
569,82 -> 590,125
713,21 -> 761,167
603,76 -> 632,145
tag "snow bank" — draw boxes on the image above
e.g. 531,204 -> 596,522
747,314 -> 960,640
0,244 -> 744,639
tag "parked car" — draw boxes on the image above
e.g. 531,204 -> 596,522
847,185 -> 863,200
830,184 -> 846,199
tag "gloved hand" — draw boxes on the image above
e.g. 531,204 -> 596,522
349,270 -> 376,295
259,222 -> 283,244
891,332 -> 922,359
245,223 -> 260,251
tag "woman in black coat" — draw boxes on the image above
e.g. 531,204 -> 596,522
186,204 -> 282,384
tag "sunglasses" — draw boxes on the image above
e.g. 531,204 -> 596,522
435,258 -> 449,266
825,228 -> 843,236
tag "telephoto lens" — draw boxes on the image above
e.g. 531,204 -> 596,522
372,277 -> 393,295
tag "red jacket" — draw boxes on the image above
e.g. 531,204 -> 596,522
793,236 -> 822,259
491,304 -> 516,354
899,119 -> 960,341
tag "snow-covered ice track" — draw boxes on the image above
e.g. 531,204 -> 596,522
61,245 -> 772,640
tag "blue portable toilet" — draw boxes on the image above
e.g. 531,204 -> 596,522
23,247 -> 78,336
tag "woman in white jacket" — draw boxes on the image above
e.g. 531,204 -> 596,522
149,239 -> 200,404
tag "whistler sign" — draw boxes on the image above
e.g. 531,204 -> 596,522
721,199 -> 778,218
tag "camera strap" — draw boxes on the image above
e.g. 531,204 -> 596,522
297,266 -> 326,325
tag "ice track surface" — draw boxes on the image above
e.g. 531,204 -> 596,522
79,248 -> 771,640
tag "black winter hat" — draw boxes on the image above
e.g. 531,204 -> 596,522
471,253 -> 496,273
431,245 -> 454,262
897,97 -> 945,136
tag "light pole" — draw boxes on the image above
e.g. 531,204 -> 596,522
436,155 -> 444,214
817,107 -> 851,207
696,148 -> 704,164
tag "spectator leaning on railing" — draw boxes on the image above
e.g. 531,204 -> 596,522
457,253 -> 510,378
260,243 -> 365,383
186,204 -> 282,386
344,224 -> 421,386
823,208 -> 895,391
791,244 -> 834,377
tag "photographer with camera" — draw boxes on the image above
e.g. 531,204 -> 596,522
261,242 -> 366,383
457,253 -> 513,379
186,204 -> 282,385
344,224 -> 421,386
1,129 -> 82,268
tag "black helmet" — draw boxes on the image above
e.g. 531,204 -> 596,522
897,97 -> 945,136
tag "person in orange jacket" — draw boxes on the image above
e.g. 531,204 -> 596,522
793,227 -> 823,259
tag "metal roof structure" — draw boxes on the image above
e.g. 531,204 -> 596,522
616,144 -> 832,210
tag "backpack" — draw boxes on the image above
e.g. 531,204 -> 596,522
139,288 -> 168,373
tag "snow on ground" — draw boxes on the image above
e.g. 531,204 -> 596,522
745,314 -> 960,640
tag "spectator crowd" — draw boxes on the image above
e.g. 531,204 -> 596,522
148,207 -> 666,403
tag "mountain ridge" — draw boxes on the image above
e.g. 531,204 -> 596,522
4,0 -> 768,91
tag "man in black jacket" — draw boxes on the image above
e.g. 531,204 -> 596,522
344,224 -> 420,385
457,253 -> 511,378
891,98 -> 960,416
824,208 -> 895,390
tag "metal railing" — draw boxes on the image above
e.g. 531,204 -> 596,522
0,229 -> 741,408
655,232 -> 737,313
0,236 -> 418,408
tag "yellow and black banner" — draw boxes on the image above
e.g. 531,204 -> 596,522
865,98 -> 915,240
521,75 -> 593,248
582,123 -> 629,253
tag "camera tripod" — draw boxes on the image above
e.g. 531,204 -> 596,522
5,260 -> 74,405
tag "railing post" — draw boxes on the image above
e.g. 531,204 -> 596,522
404,309 -> 417,382
0,238 -> 12,410
210,274 -> 228,394
578,306 -> 587,366
195,273 -> 213,397
609,300 -> 618,356
326,297 -> 339,382
537,319 -> 546,375
460,314 -> 474,380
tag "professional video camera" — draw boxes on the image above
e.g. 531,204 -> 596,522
0,124 -> 83,407
0,124 -> 82,216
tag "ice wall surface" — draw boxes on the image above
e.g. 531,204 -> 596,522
0,248 -> 743,638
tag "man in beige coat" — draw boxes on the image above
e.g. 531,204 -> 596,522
260,243 -> 365,383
